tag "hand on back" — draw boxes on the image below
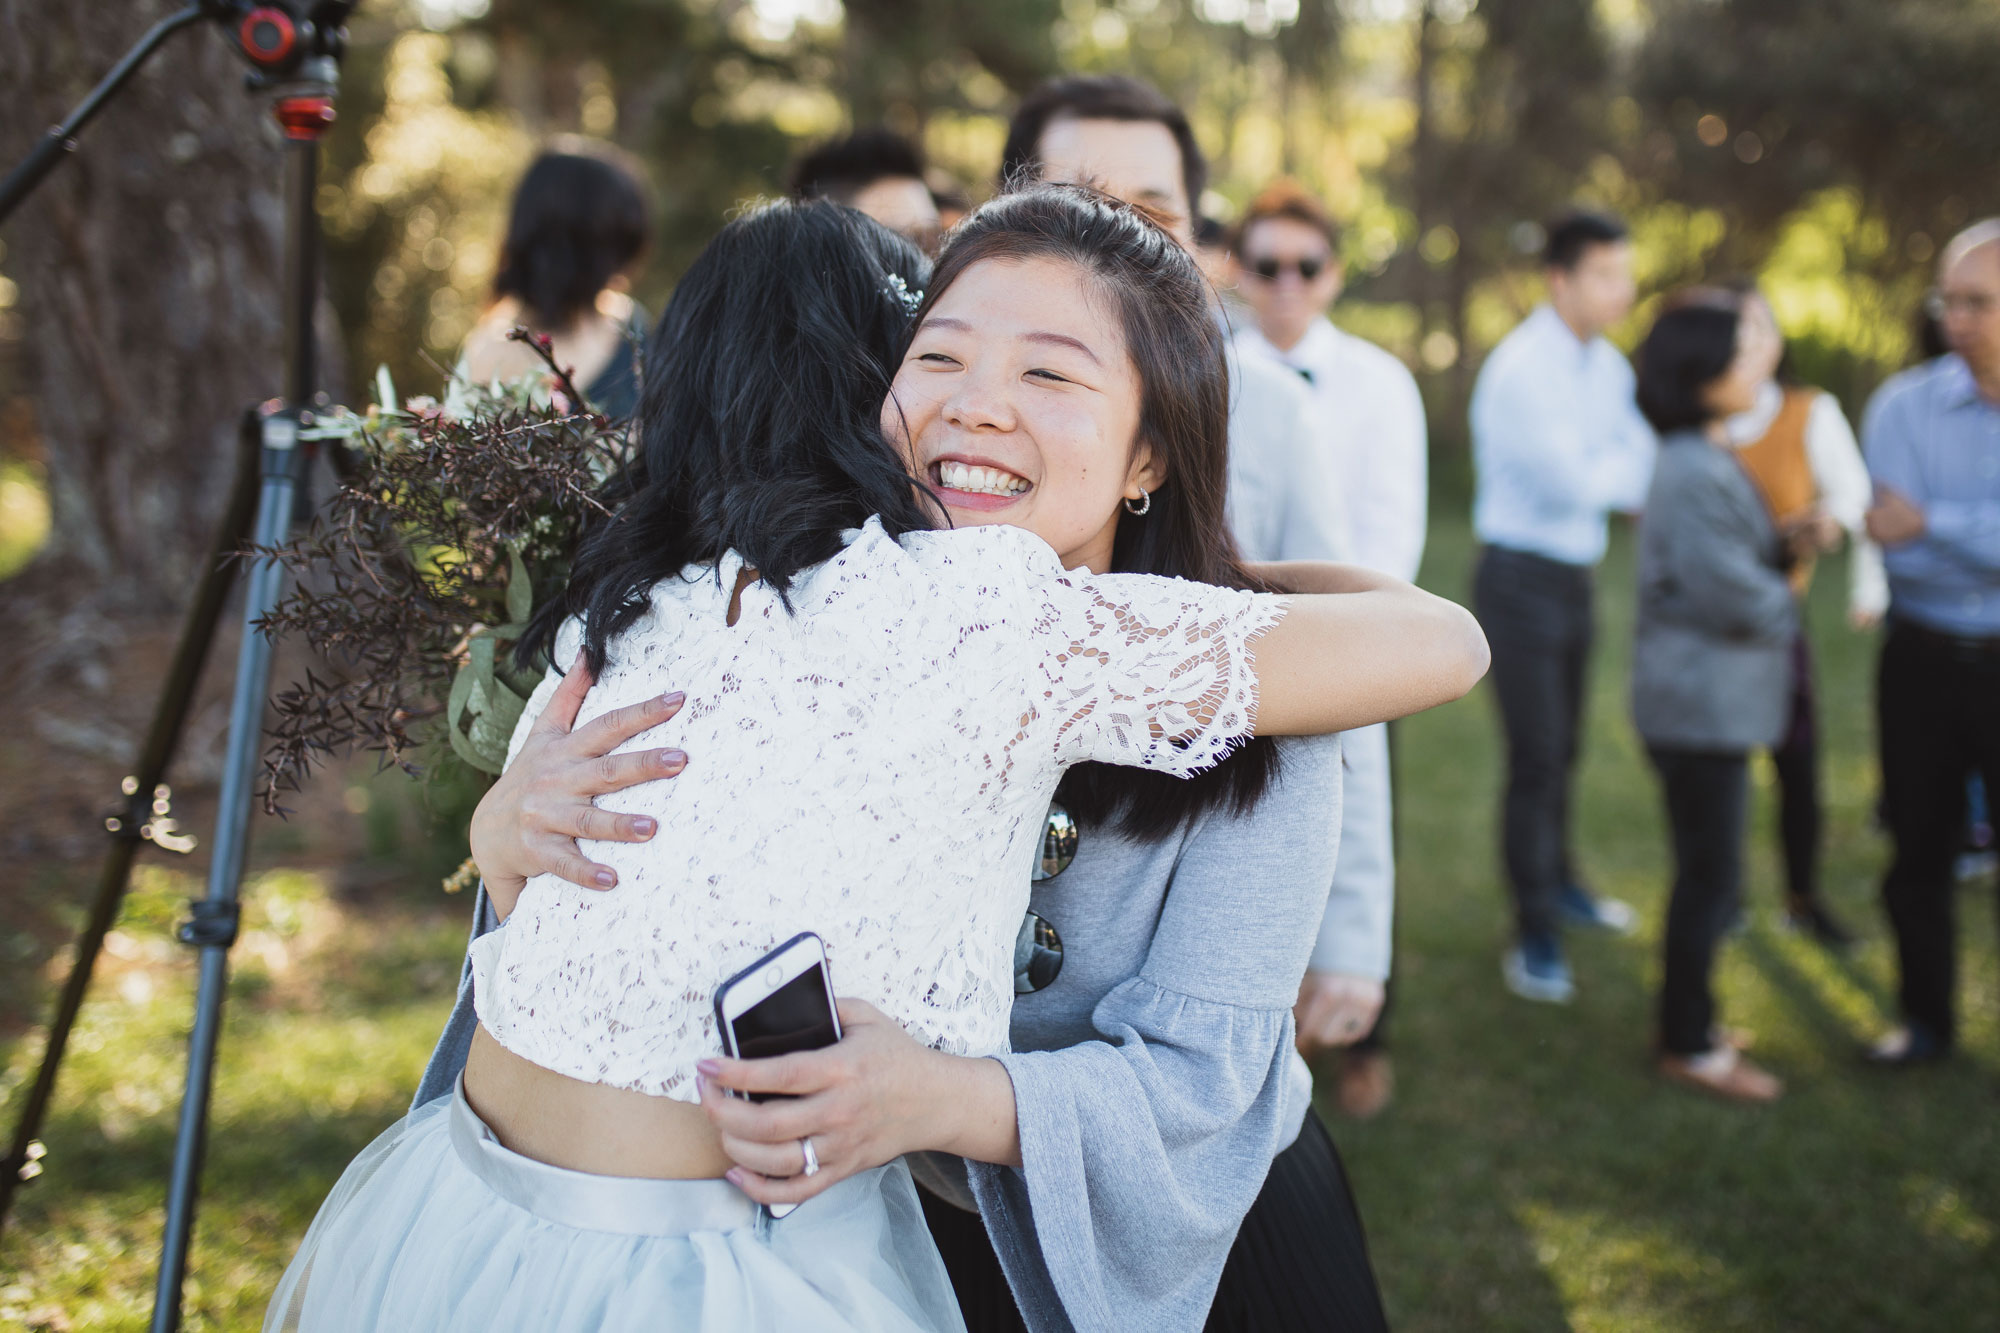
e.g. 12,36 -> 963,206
467,653 -> 690,919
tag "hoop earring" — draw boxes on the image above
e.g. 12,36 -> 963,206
1124,487 -> 1151,517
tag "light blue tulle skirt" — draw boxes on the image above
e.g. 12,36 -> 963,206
264,1081 -> 967,1332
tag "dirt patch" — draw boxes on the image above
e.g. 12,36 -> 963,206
0,608 -> 474,1037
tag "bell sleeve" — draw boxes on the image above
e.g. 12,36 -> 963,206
963,735 -> 1342,1333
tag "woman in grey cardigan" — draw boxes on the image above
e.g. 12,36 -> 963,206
1630,291 -> 1800,1103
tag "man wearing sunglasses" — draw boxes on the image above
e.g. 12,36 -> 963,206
1229,180 -> 1427,1119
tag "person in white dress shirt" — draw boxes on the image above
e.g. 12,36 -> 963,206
1194,217 -> 1354,571
1228,179 -> 1425,1119
1470,209 -> 1655,1005
1721,286 -> 1887,948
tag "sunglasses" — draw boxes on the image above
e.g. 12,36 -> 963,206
1925,289 -> 1996,320
1014,802 -> 1077,994
1246,255 -> 1329,282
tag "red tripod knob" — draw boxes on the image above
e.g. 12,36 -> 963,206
239,7 -> 298,66
274,95 -> 336,141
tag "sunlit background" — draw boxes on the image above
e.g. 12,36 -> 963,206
4,0 -> 1995,554
2,2 -> 1998,1329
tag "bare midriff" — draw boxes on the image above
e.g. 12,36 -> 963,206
461,1025 -> 732,1179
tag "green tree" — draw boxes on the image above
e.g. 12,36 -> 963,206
1632,0 -> 2000,393
1395,0 -> 1619,450
0,2 -> 288,651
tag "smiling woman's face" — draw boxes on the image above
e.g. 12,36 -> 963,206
881,254 -> 1162,573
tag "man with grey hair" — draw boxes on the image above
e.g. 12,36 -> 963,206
1860,217 -> 2000,1066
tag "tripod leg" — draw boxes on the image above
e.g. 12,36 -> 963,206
146,52 -> 344,1328
151,117 -> 328,1332
150,419 -> 306,1333
0,409 -> 260,1240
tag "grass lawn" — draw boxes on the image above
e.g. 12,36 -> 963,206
1339,515 -> 1999,1331
2,511 -> 1996,1331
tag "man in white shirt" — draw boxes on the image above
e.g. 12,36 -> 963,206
1471,210 -> 1655,1004
1001,76 -> 1388,1064
1229,180 -> 1425,1117
1232,181 -> 1428,587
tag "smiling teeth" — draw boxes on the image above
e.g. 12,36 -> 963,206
939,461 -> 1029,496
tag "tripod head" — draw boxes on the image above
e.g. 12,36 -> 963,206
0,1 -> 358,224
203,1 -> 357,89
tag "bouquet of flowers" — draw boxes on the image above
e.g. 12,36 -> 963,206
253,332 -> 633,818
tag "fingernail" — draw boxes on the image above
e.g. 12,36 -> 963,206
696,1059 -> 721,1076
661,750 -> 687,770
633,817 -> 657,837
659,692 -> 685,708
725,1168 -> 746,1187
594,869 -> 617,888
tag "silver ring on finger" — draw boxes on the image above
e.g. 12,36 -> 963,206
800,1136 -> 820,1177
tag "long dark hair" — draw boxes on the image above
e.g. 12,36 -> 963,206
519,199 -> 934,674
916,185 -> 1282,838
493,142 -> 650,329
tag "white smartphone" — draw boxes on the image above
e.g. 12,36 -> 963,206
712,933 -> 842,1219
712,931 -> 842,1100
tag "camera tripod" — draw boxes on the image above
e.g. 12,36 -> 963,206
0,6 -> 355,1329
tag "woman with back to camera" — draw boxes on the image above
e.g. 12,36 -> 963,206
455,138 -> 651,419
1631,289 -> 1800,1104
436,188 -> 1415,1333
268,189 -> 1484,1331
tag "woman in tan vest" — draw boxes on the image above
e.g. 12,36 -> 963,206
1722,288 -> 1886,946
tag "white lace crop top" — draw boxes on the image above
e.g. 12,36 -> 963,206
471,518 -> 1287,1101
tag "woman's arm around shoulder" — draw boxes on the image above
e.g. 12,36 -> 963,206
1032,549 -> 1485,780
1248,564 -> 1489,736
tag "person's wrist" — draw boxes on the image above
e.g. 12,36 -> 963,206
929,1053 -> 1021,1166
903,1046 -> 969,1156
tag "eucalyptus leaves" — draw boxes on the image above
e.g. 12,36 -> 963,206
443,543 -> 541,775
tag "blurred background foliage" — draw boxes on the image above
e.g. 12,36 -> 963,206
4,8 -> 2000,1325
3,0 -> 1998,527
294,0 -> 2000,484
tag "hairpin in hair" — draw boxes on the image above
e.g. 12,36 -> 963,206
884,271 -> 924,315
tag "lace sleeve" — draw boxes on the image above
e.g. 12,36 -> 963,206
1034,569 -> 1288,776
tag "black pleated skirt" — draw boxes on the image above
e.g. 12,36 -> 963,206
920,1109 -> 1390,1332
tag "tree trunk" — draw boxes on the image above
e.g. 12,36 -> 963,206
0,2 -> 288,650
1410,1 -> 1437,352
